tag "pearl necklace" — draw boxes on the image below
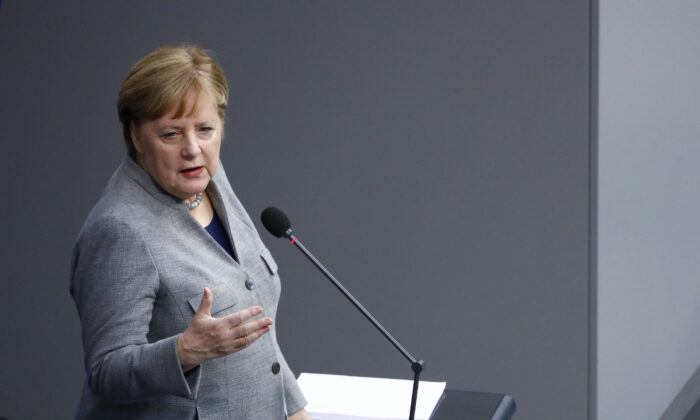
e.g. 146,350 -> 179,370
185,192 -> 204,210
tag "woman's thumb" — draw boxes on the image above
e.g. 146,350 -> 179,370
197,287 -> 213,316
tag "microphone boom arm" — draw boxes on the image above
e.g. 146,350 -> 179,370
283,229 -> 425,420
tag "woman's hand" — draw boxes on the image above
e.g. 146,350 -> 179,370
289,408 -> 313,420
177,287 -> 272,371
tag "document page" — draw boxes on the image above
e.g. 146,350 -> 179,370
297,372 -> 446,420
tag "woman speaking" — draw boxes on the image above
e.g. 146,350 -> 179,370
70,45 -> 310,419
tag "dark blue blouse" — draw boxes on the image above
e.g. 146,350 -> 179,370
205,212 -> 238,262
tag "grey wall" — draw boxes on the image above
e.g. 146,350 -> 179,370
0,2 -> 592,419
597,1 -> 700,419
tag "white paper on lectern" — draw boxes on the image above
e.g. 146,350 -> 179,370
296,372 -> 446,420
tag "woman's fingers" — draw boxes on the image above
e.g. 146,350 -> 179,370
223,305 -> 264,327
212,307 -> 273,353
230,316 -> 273,339
221,320 -> 272,352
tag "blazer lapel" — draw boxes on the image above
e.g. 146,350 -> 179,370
205,180 -> 240,264
206,164 -> 264,269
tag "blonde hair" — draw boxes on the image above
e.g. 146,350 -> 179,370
117,45 -> 229,159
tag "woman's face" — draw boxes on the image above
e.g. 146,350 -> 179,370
131,92 -> 222,202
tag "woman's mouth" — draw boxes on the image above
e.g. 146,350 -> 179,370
181,166 -> 204,178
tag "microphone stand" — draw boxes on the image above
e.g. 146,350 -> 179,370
282,229 -> 425,420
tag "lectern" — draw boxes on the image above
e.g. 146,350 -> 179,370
431,389 -> 516,419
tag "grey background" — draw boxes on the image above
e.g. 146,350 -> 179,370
0,1 -> 592,419
597,1 -> 700,419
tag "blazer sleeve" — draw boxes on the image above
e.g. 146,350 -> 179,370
70,217 -> 201,403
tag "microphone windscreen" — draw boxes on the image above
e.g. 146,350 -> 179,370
261,207 -> 291,238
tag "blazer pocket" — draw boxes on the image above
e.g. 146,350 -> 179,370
187,284 -> 238,315
260,247 -> 278,275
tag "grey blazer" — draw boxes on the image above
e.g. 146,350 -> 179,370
70,157 -> 306,419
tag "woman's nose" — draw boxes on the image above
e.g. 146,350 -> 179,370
181,132 -> 200,158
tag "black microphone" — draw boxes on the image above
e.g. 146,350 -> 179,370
261,206 -> 292,238
260,206 -> 425,420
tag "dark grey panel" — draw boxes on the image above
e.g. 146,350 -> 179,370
0,1 -> 590,419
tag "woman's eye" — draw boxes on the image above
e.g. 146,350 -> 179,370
200,126 -> 212,133
162,131 -> 178,139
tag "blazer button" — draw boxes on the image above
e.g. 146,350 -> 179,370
245,278 -> 255,290
271,362 -> 281,374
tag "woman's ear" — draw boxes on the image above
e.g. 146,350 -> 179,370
130,121 -> 144,154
